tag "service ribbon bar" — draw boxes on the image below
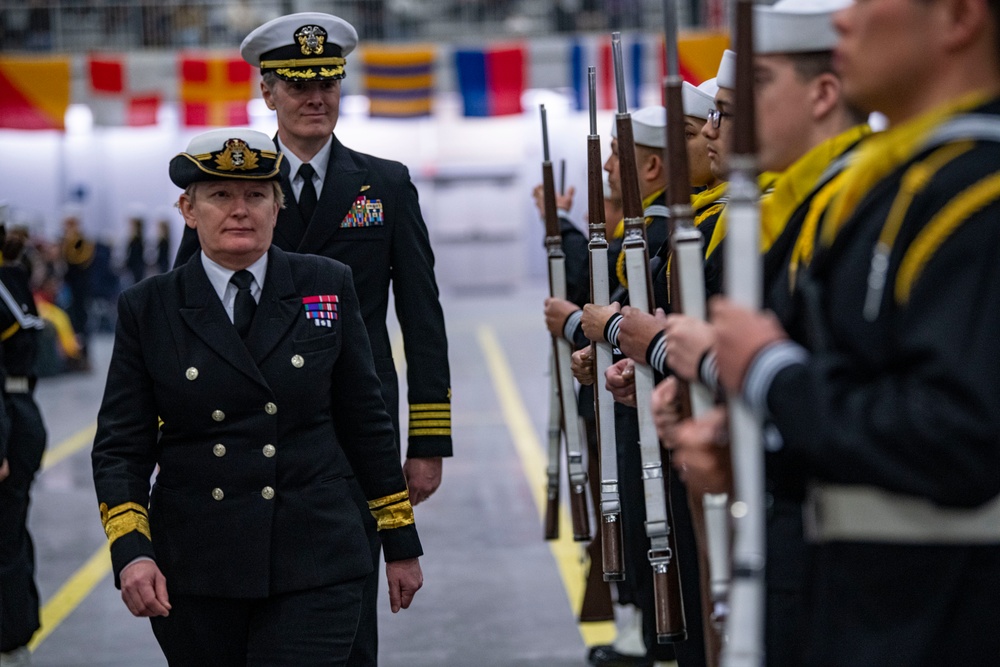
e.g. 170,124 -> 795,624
303,295 -> 338,326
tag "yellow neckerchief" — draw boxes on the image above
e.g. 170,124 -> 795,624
692,181 -> 728,216
704,171 -> 780,260
769,123 -> 873,286
615,188 -> 666,288
820,91 -> 992,248
611,188 -> 667,240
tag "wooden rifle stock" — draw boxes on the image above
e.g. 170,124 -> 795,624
585,65 -> 625,582
540,104 -> 592,542
662,0 -> 729,663
611,33 -> 686,643
721,3 -> 766,666
545,354 -> 561,540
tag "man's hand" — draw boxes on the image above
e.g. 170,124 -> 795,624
0,458 -> 9,483
532,184 -> 576,220
710,297 -> 788,394
605,358 -> 637,407
543,298 -> 581,339
581,302 -> 621,343
403,457 -> 442,506
618,306 -> 668,363
386,557 -> 423,613
120,560 -> 171,618
664,314 -> 717,382
570,346 -> 595,385
651,376 -> 683,445
666,407 -> 732,495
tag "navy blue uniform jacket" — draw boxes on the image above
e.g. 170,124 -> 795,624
92,247 -> 421,598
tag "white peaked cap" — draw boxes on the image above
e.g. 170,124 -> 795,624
682,79 -> 717,119
755,0 -> 852,55
611,106 -> 667,149
716,50 -> 736,90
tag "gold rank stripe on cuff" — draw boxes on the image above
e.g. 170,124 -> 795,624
99,502 -> 151,547
367,491 -> 415,530
409,403 -> 451,437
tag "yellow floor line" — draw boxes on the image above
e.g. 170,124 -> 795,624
477,325 -> 615,648
28,423 -> 112,651
41,422 -> 97,470
28,545 -> 112,652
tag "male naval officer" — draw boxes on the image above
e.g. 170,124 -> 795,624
174,14 -> 452,664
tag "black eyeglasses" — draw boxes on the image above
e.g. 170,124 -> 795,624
707,108 -> 733,129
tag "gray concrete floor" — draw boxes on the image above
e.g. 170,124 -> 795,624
25,283 -> 606,666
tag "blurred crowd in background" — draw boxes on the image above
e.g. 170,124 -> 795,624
2,205 -> 174,377
0,0 -> 677,52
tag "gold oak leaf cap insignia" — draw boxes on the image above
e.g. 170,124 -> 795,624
169,128 -> 283,189
241,12 -> 358,82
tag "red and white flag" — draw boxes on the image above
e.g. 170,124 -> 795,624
87,53 -> 167,127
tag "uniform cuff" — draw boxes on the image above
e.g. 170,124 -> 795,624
563,309 -> 583,343
604,313 -> 623,348
379,523 -> 424,562
743,340 -> 809,420
647,331 -> 667,374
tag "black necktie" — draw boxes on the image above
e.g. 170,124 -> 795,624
230,269 -> 256,339
298,163 -> 317,223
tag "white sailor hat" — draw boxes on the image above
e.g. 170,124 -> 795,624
169,128 -> 283,189
241,12 -> 358,81
716,50 -> 737,90
611,106 -> 667,149
755,0 -> 851,55
682,79 -> 718,120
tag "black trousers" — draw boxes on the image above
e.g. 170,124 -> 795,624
346,478 -> 380,667
0,393 -> 46,652
149,577 -> 366,667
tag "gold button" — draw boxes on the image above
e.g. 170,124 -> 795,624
261,486 -> 275,500
265,402 -> 277,415
213,444 -> 226,457
262,444 -> 276,458
185,367 -> 199,381
212,488 -> 224,501
212,410 -> 225,422
291,354 -> 304,368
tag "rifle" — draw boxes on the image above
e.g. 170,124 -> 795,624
720,2 -> 766,665
540,104 -> 592,542
585,66 -> 625,582
662,0 -> 729,662
545,353 -> 562,540
611,32 -> 686,643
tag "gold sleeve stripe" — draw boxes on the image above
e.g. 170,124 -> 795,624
105,512 -> 151,547
410,403 -> 451,412
408,419 -> 451,428
897,171 -> 1000,304
101,501 -> 148,526
410,428 -> 451,436
370,499 -> 415,531
409,411 -> 451,420
100,502 -> 151,547
368,490 -> 410,510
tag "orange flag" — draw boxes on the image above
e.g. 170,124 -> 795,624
179,52 -> 254,126
0,56 -> 71,130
